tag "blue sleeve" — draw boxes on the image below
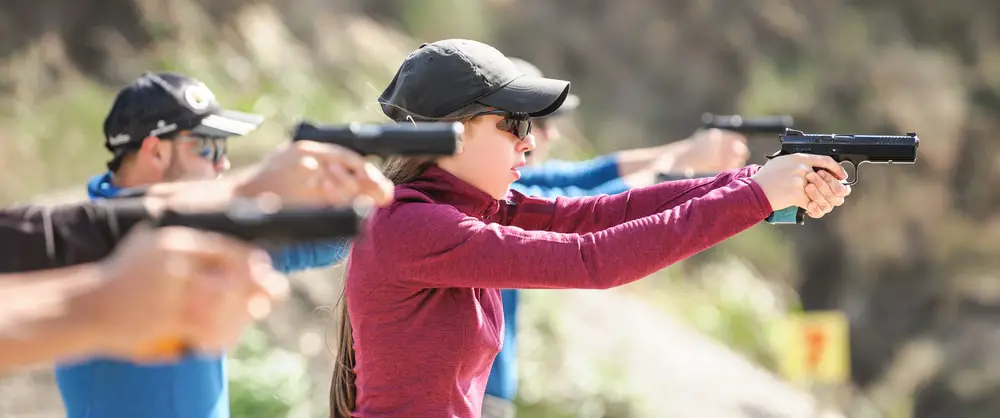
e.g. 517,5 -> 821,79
268,238 -> 351,274
510,177 -> 630,199
485,289 -> 519,400
515,154 -> 620,189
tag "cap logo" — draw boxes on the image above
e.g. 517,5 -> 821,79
107,133 -> 131,147
149,120 -> 178,137
183,83 -> 216,111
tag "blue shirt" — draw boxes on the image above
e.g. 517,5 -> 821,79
55,173 -> 351,418
486,155 -> 628,401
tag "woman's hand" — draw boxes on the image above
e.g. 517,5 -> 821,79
801,169 -> 851,218
751,154 -> 852,218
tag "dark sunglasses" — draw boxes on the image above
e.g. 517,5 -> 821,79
192,137 -> 228,164
473,110 -> 532,139
166,133 -> 228,164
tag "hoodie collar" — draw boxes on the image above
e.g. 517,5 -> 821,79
403,165 -> 502,218
86,172 -> 122,200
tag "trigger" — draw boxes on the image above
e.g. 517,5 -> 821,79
840,161 -> 859,186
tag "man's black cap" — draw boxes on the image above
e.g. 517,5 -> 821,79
378,39 -> 571,120
507,57 -> 580,117
102,72 -> 264,158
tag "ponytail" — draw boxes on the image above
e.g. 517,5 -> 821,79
329,298 -> 356,418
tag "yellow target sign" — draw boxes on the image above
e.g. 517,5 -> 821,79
774,310 -> 850,385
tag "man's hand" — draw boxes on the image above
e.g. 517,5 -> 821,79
234,141 -> 395,207
79,224 -> 290,362
663,128 -> 751,174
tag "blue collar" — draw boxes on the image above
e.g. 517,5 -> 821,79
86,172 -> 121,200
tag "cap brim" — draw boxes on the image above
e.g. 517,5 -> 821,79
478,76 -> 571,118
191,109 -> 264,138
548,93 -> 580,117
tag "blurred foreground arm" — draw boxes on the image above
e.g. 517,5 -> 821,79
0,141 -> 393,273
0,225 -> 288,370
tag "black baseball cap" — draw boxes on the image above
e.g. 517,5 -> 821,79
507,57 -> 580,117
378,39 -> 571,120
102,72 -> 263,165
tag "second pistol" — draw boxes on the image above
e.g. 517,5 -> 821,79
701,113 -> 795,135
292,121 -> 461,157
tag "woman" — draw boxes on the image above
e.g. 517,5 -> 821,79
331,39 -> 850,418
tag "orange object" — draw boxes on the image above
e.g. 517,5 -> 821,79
775,310 -> 850,384
804,325 -> 828,370
133,338 -> 187,359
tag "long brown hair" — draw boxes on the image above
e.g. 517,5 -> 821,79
329,101 -> 492,418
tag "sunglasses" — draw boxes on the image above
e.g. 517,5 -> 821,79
473,110 -> 532,139
192,137 -> 228,164
166,133 -> 228,164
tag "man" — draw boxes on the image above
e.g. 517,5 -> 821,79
59,72 -> 357,418
85,72 -> 354,271
0,140 -> 393,371
482,58 -> 752,418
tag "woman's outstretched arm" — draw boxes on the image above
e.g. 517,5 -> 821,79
370,174 -> 771,290
504,166 -> 760,234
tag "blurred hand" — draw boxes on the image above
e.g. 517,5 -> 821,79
84,224 -> 289,362
234,141 -> 395,208
666,128 -> 751,173
751,154 -> 852,218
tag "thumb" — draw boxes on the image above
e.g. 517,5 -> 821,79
801,154 -> 848,180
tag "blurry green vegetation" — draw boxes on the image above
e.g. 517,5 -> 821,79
399,0 -> 494,42
1,9 -> 402,204
228,327 -> 311,418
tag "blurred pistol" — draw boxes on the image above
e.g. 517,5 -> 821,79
701,113 -> 794,135
137,200 -> 366,358
653,113 -> 794,183
292,121 -> 461,157
765,128 -> 920,225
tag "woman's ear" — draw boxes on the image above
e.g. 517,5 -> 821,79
454,121 -> 471,155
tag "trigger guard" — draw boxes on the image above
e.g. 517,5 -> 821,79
840,161 -> 859,186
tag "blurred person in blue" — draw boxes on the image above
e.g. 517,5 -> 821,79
64,72 -> 364,418
482,58 -> 753,418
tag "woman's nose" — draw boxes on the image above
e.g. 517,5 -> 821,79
518,134 -> 536,152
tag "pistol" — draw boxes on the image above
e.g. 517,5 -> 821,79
701,113 -> 794,135
765,128 -> 920,225
152,200 -> 364,245
292,121 -> 461,157
137,200 -> 366,358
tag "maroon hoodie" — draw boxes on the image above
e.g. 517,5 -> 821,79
344,164 -> 772,417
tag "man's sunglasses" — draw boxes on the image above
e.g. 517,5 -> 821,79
473,110 -> 532,139
190,137 -> 227,164
164,133 -> 228,164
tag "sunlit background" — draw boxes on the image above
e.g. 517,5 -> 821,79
1,0 -> 995,417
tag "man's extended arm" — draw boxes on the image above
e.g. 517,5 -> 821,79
517,129 -> 750,192
0,263 -> 109,368
269,238 -> 352,273
515,154 -> 623,189
509,178 -> 629,198
0,200 -> 154,273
